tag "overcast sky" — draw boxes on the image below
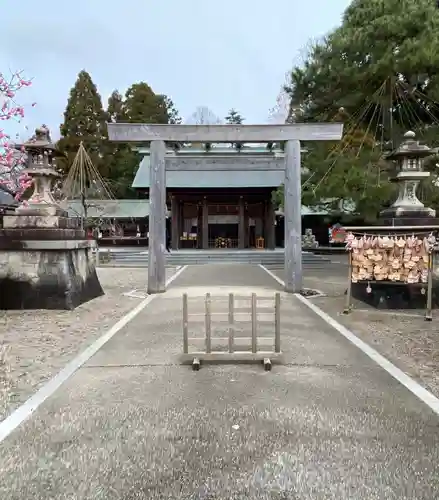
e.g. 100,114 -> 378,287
1,0 -> 351,141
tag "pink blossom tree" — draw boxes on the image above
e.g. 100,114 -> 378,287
0,71 -> 34,200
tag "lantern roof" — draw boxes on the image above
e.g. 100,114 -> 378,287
13,125 -> 64,157
385,131 -> 433,160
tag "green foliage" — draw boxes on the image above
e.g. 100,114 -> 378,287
274,109 -> 396,222
159,96 -> 182,124
288,0 -> 439,128
58,70 -> 107,175
225,108 -> 244,124
103,90 -> 136,198
280,0 -> 439,220
57,72 -> 183,199
103,85 -> 182,197
225,108 -> 245,149
107,90 -> 125,123
123,82 -> 169,124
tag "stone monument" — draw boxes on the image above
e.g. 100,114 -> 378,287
302,228 -> 319,249
0,126 -> 103,309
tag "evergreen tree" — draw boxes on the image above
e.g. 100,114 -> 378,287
103,85 -> 182,197
123,82 -> 169,124
282,0 -> 439,218
158,95 -> 182,124
104,90 -> 138,198
225,108 -> 245,149
288,0 -> 439,132
225,108 -> 244,124
273,108 -> 395,222
58,70 -> 107,175
107,90 -> 125,123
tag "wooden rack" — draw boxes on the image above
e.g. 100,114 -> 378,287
180,292 -> 283,370
343,233 -> 435,321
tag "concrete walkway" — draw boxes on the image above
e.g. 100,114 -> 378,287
0,264 -> 439,499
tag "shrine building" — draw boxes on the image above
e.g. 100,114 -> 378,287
133,144 -> 307,250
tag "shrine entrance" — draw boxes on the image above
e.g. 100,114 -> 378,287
208,208 -> 241,248
169,188 -> 275,250
107,123 -> 343,293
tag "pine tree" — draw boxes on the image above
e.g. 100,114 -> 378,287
58,70 -> 107,175
273,108 -> 395,222
225,108 -> 245,149
283,0 -> 439,219
288,0 -> 439,131
225,108 -> 244,124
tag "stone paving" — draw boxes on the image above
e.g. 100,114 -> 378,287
0,264 -> 438,499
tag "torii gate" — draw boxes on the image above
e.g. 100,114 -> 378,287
107,123 -> 343,294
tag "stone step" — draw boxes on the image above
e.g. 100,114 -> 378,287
101,250 -> 330,266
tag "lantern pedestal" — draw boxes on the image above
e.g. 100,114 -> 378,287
0,229 -> 102,310
0,126 -> 103,310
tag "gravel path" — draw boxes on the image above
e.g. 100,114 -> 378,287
302,267 -> 439,399
0,267 -> 177,422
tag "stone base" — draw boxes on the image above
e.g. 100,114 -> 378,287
351,281 -> 439,310
0,241 -> 104,310
2,214 -> 80,229
379,207 -> 436,220
378,215 -> 439,227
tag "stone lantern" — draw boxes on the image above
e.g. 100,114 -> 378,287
380,130 -> 436,220
13,125 -> 66,217
0,125 -> 103,310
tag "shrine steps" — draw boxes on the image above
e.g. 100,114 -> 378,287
103,249 -> 330,267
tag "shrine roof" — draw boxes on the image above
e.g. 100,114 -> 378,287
63,199 -> 149,218
132,153 -> 287,189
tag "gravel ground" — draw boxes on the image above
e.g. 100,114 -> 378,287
0,267 -> 177,422
302,266 -> 439,399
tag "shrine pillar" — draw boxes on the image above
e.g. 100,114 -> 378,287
238,197 -> 245,249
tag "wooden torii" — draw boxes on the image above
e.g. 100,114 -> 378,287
106,123 -> 343,294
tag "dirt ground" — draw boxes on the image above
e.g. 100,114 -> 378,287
303,267 -> 439,398
0,267 -> 177,422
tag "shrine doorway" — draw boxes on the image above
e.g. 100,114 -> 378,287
208,215 -> 239,248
